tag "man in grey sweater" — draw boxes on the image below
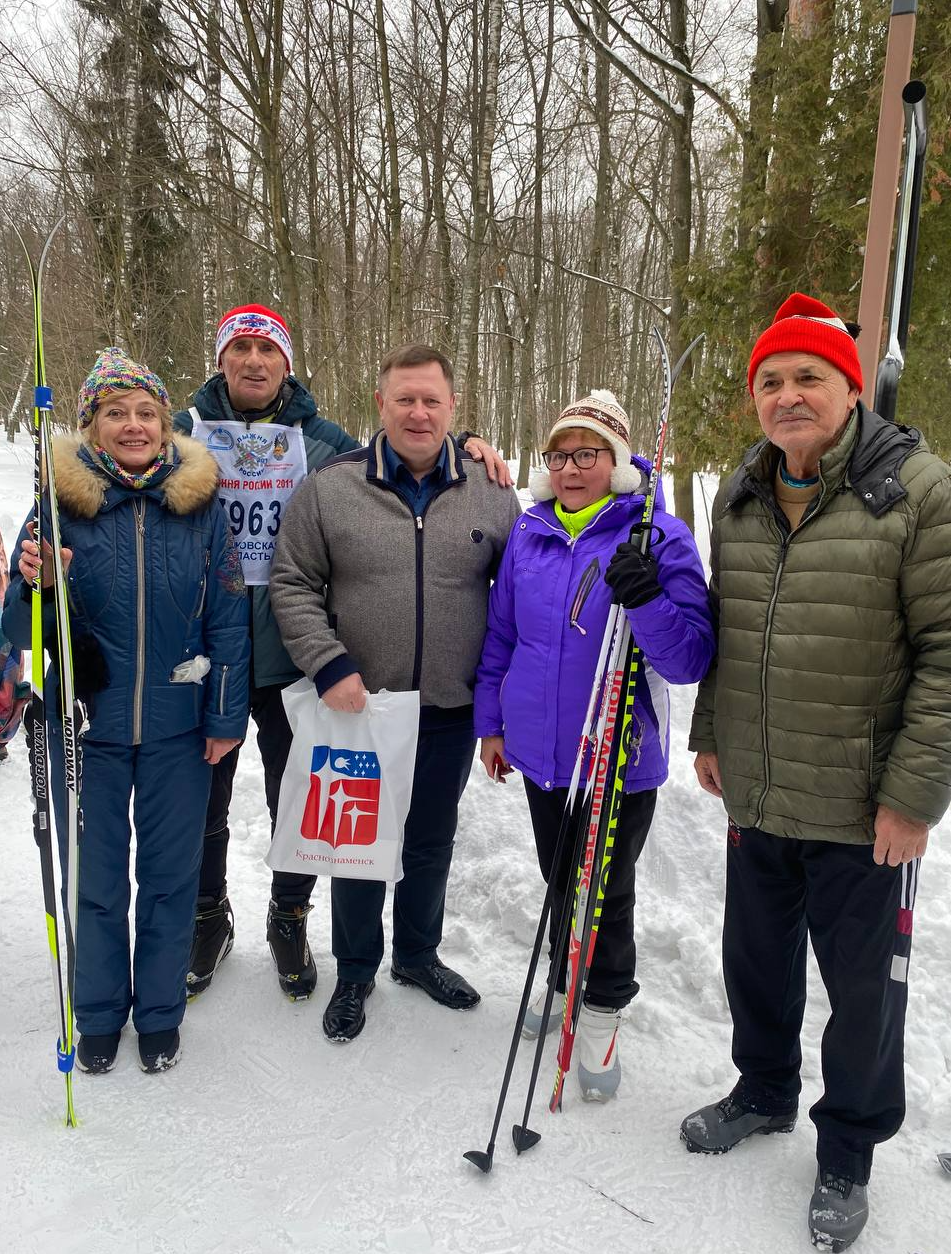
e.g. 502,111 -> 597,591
270,343 -> 521,1042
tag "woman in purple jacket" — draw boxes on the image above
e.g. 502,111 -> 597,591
474,390 -> 714,1101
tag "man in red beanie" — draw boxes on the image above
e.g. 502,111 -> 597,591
174,305 -> 510,1003
681,293 -> 951,1251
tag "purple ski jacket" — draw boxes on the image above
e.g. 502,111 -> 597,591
474,465 -> 715,794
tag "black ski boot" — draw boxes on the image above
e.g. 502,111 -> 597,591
186,895 -> 234,999
266,899 -> 317,1000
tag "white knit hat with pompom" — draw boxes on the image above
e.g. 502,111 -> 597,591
529,388 -> 643,502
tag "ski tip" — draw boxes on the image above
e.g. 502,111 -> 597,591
463,1149 -> 493,1174
938,1152 -> 951,1175
512,1124 -> 541,1155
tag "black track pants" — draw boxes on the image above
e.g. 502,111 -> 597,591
723,821 -> 917,1184
523,778 -> 656,1010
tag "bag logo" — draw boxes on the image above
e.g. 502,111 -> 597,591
301,746 -> 381,847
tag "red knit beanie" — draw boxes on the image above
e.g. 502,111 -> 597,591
747,293 -> 863,394
216,304 -> 294,371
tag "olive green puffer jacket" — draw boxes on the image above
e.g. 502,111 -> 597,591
690,403 -> 951,843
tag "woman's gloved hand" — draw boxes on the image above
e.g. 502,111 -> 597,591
605,543 -> 662,608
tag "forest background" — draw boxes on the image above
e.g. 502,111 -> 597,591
0,0 -> 948,531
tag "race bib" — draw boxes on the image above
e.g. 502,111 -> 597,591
192,415 -> 307,585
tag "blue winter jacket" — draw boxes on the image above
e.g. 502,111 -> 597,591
2,435 -> 250,746
174,374 -> 359,688
474,463 -> 715,793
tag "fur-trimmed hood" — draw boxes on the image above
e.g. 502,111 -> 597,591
51,432 -> 220,518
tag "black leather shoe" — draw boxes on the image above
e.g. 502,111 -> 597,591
77,1031 -> 121,1074
390,957 -> 480,1009
322,978 -> 375,1043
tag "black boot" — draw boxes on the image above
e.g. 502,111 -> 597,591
266,899 -> 317,1000
187,895 -> 234,999
138,1027 -> 181,1074
77,1031 -> 122,1074
322,978 -> 375,1043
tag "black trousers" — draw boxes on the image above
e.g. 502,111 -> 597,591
199,681 -> 316,907
331,721 -> 476,982
723,821 -> 916,1185
523,778 -> 656,1011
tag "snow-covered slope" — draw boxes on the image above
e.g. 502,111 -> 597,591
2,434 -> 950,1253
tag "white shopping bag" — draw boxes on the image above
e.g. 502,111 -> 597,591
268,679 -> 420,882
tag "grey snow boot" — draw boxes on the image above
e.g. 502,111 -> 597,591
576,1003 -> 622,1102
680,1094 -> 797,1153
808,1171 -> 869,1251
521,988 -> 563,1040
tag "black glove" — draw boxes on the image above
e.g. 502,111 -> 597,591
54,632 -> 109,719
73,632 -> 110,706
605,543 -> 662,609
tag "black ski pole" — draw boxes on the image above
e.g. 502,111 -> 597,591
463,607 -> 623,1173
510,614 -> 632,1153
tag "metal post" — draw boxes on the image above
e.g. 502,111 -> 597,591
856,1 -> 918,405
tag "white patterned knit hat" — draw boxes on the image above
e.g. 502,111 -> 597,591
530,389 -> 642,502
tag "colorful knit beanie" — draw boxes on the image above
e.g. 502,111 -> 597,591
77,347 -> 170,429
530,389 -> 642,502
748,293 -> 863,394
215,304 -> 294,372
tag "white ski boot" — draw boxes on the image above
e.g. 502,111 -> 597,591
576,1003 -> 622,1101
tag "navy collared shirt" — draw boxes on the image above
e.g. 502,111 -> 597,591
382,437 -> 450,516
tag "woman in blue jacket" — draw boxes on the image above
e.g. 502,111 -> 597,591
475,390 -> 714,1101
3,348 -> 250,1075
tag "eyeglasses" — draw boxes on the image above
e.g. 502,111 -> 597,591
542,447 -> 610,471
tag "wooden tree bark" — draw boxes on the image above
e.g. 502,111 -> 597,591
454,0 -> 503,428
516,0 -> 554,489
375,0 -> 404,344
667,0 -> 697,533
577,6 -> 614,391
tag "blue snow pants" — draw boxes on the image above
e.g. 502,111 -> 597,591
51,726 -> 211,1036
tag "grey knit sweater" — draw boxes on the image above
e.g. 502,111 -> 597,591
269,433 -> 522,709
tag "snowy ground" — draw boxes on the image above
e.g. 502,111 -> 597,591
2,432 -> 950,1254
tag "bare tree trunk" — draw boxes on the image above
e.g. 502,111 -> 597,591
516,0 -> 554,489
430,0 -> 455,349
756,0 -> 835,310
202,0 -> 224,379
454,0 -> 503,427
668,0 -> 697,533
577,7 -> 613,391
737,0 -> 789,254
5,359 -> 28,441
375,0 -> 404,344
